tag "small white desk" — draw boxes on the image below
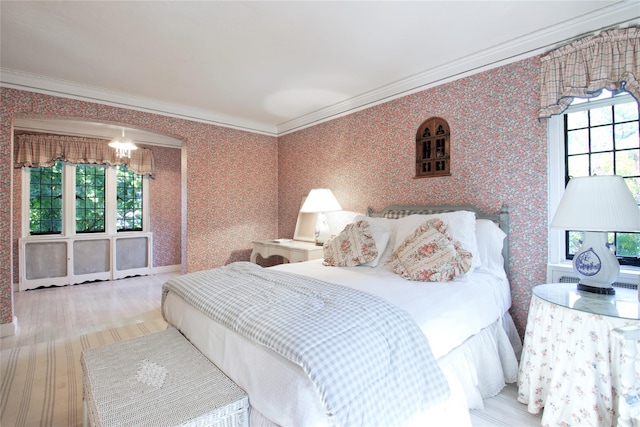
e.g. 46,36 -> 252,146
250,239 -> 324,264
518,283 -> 640,427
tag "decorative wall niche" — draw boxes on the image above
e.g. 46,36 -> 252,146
415,117 -> 450,178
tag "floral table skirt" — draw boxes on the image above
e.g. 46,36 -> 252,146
517,292 -> 639,427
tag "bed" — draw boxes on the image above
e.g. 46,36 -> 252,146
162,204 -> 521,427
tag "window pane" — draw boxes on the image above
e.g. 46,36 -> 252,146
117,165 -> 143,231
614,101 -> 639,122
568,231 -> 583,255
567,129 -> 589,155
567,232 -> 617,257
615,122 -> 639,150
76,164 -> 105,233
29,161 -> 63,234
590,152 -> 614,175
567,154 -> 589,177
625,177 -> 640,203
616,233 -> 640,258
615,149 -> 640,176
590,106 -> 613,126
567,110 -> 588,130
590,125 -> 613,152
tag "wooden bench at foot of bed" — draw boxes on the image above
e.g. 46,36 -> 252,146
80,327 -> 249,427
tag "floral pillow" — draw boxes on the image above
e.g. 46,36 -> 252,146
323,220 -> 378,267
354,215 -> 394,267
391,218 -> 472,282
393,210 -> 480,270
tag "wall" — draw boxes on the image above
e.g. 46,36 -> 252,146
278,57 -> 548,334
147,145 -> 182,268
0,88 -> 278,327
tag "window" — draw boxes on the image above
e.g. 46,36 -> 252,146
29,160 -> 63,235
75,164 -> 106,233
116,165 -> 143,231
25,162 -> 148,236
415,117 -> 450,178
551,90 -> 640,266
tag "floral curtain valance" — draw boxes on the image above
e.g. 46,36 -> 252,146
539,26 -> 640,119
14,133 -> 155,177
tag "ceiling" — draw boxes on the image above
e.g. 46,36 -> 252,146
1,1 -> 639,138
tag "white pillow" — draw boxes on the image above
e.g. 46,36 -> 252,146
475,219 -> 507,278
324,210 -> 362,238
354,215 -> 393,267
393,211 -> 481,270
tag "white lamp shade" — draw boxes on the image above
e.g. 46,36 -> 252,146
551,175 -> 640,232
300,189 -> 342,213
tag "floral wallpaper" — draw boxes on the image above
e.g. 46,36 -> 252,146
1,56 -> 548,337
278,57 -> 548,335
0,88 -> 278,326
147,144 -> 182,268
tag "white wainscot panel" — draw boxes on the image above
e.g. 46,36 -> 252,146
19,233 -> 152,291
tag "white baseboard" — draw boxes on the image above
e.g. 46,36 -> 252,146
151,264 -> 181,275
0,316 -> 18,338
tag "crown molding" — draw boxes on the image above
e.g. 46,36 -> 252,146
0,69 -> 278,137
2,1 -> 638,138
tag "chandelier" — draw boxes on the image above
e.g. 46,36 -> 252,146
109,128 -> 138,158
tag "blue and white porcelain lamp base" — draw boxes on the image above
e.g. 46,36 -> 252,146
573,231 -> 619,295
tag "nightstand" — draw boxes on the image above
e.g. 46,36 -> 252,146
250,239 -> 324,264
517,283 -> 640,427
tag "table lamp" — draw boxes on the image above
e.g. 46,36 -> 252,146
551,175 -> 640,295
300,189 -> 342,246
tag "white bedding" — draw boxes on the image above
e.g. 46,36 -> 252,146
163,260 -> 519,426
270,259 -> 511,359
162,211 -> 520,426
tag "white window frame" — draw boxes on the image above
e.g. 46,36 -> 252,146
21,162 -> 150,238
547,92 -> 640,283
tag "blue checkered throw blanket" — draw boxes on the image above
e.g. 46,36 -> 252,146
162,262 -> 449,427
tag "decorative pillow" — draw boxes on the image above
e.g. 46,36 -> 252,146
361,231 -> 390,267
391,218 -> 473,282
323,220 -> 378,267
354,215 -> 393,267
393,211 -> 481,270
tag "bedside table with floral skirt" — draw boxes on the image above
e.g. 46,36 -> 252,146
518,283 -> 640,426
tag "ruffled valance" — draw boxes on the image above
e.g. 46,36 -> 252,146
14,133 -> 155,177
539,26 -> 639,119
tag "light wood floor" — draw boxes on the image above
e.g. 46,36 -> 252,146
0,272 -> 178,350
1,273 -> 542,426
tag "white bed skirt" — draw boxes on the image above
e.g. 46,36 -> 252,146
163,291 -> 520,426
438,314 -> 520,409
247,367 -> 473,427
